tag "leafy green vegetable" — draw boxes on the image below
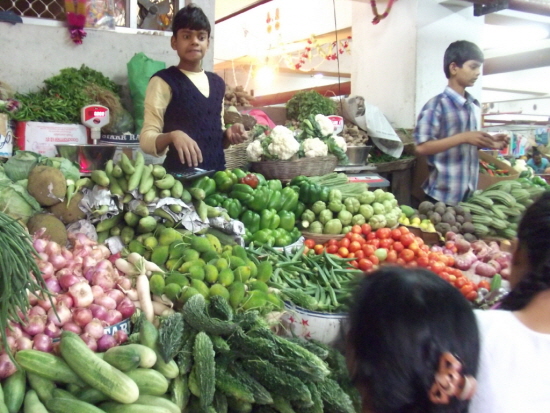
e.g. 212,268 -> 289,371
41,157 -> 80,182
13,65 -> 121,124
158,312 -> 185,363
0,180 -> 41,223
3,151 -> 40,182
286,90 -> 337,122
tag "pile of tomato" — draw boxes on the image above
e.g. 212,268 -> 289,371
304,224 -> 488,301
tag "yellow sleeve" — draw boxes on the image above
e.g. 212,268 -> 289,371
139,76 -> 172,157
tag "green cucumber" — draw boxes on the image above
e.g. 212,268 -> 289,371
3,369 -> 25,413
46,397 -> 106,413
124,368 -> 169,396
59,331 -> 139,404
26,373 -> 56,404
23,390 -> 48,413
16,350 -> 85,386
135,395 -> 180,413
100,402 -> 172,413
104,344 -> 157,369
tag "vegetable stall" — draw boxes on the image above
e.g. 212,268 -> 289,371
0,72 -> 545,413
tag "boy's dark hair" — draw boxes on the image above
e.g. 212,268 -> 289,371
172,3 -> 211,38
500,190 -> 550,311
347,266 -> 479,413
443,40 -> 484,79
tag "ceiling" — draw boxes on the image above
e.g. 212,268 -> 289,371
213,0 -> 550,108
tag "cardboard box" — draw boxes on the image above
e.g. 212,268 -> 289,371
477,150 -> 519,190
16,121 -> 89,157
0,114 -> 14,158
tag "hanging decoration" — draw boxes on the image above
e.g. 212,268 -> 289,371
64,0 -> 87,44
370,0 -> 396,25
266,8 -> 280,34
284,35 -> 352,71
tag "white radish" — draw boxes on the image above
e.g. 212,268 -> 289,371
161,308 -> 176,317
114,258 -> 139,276
136,274 -> 154,322
152,294 -> 173,307
152,301 -> 171,316
132,300 -> 141,308
126,252 -> 164,274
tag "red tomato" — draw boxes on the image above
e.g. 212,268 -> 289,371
362,244 -> 375,256
376,228 -> 391,239
314,244 -> 324,255
369,255 -> 380,266
361,224 -> 372,236
347,252 -> 356,259
400,233 -> 415,247
369,239 -> 380,249
350,260 -> 359,268
408,242 -> 420,255
240,173 -> 259,188
358,258 -> 373,272
396,258 -> 406,266
398,226 -> 410,235
393,241 -> 404,253
345,232 -> 354,240
430,260 -> 446,274
339,238 -> 350,248
354,250 -> 365,260
379,238 -> 394,249
460,284 -> 474,296
351,225 -> 362,234
349,241 -> 362,253
366,232 -> 376,241
305,239 -> 316,249
303,246 -> 310,255
338,247 -> 349,257
466,291 -> 478,301
326,239 -> 339,247
391,228 -> 402,241
399,249 -> 415,263
350,233 -> 365,244
478,280 -> 491,291
448,274 -> 457,283
416,256 -> 430,268
326,245 -> 339,254
386,250 -> 398,263
455,277 -> 468,289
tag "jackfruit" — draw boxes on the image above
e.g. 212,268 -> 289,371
27,165 -> 66,207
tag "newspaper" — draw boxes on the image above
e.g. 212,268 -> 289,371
341,95 -> 403,158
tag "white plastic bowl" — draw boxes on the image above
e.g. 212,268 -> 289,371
281,303 -> 347,345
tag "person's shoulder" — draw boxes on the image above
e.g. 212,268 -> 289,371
474,309 -> 513,328
205,71 -> 224,82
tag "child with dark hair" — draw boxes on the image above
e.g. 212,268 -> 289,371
469,191 -> 550,413
526,148 -> 549,174
140,3 -> 247,172
414,40 -> 508,205
347,266 -> 479,413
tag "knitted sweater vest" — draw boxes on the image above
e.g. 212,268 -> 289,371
154,66 -> 226,172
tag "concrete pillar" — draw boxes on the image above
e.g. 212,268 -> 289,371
351,0 -> 484,129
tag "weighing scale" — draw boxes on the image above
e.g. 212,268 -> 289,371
81,104 -> 110,144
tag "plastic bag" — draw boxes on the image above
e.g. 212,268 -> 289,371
127,53 -> 166,134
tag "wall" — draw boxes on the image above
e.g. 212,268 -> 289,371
0,0 -> 216,94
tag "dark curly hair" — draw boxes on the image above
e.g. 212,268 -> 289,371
500,191 -> 550,310
172,3 -> 211,38
443,40 -> 484,79
347,266 -> 479,413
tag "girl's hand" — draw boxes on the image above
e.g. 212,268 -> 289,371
225,123 -> 248,145
170,130 -> 203,167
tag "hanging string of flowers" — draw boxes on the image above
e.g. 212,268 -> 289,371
65,0 -> 87,44
284,35 -> 352,71
370,0 -> 397,25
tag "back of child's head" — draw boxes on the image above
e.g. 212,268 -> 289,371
172,3 -> 211,38
500,190 -> 550,311
443,40 -> 484,79
347,266 -> 479,413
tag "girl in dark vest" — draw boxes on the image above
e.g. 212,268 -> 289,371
140,3 -> 247,172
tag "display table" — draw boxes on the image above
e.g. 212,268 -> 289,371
336,159 -> 415,204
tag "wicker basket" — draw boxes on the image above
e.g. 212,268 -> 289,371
301,231 -> 345,245
250,156 -> 338,180
224,138 -> 251,170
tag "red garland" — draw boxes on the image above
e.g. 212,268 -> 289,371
370,0 -> 396,25
65,0 -> 87,44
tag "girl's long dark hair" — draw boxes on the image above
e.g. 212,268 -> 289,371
347,266 -> 479,413
500,191 -> 550,310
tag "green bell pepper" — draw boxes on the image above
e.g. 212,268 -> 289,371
248,187 -> 270,212
260,209 -> 280,230
213,170 -> 237,192
289,175 -> 310,187
294,201 -> 306,220
204,193 -> 227,207
229,183 -> 255,205
241,210 -> 261,234
254,173 -> 267,186
266,179 -> 283,192
251,228 -> 275,247
243,229 -> 252,244
222,198 -> 242,219
192,176 -> 216,197
266,190 -> 283,211
273,228 -> 292,247
232,168 -> 247,180
278,210 -> 296,232
290,227 -> 302,243
280,187 -> 299,212
319,186 -> 330,202
298,182 -> 319,204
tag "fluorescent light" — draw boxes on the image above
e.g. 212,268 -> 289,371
482,24 -> 548,50
255,66 -> 275,84
312,73 -> 324,79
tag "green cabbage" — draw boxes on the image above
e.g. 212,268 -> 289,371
3,151 -> 40,182
0,181 -> 41,223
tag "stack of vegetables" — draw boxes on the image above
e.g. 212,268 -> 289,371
293,174 -> 401,235
1,300 -> 360,413
460,179 -> 546,240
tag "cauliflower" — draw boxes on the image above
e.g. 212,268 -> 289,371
331,134 -> 347,152
303,138 -> 328,158
266,125 -> 300,160
315,114 -> 335,136
246,140 -> 264,162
